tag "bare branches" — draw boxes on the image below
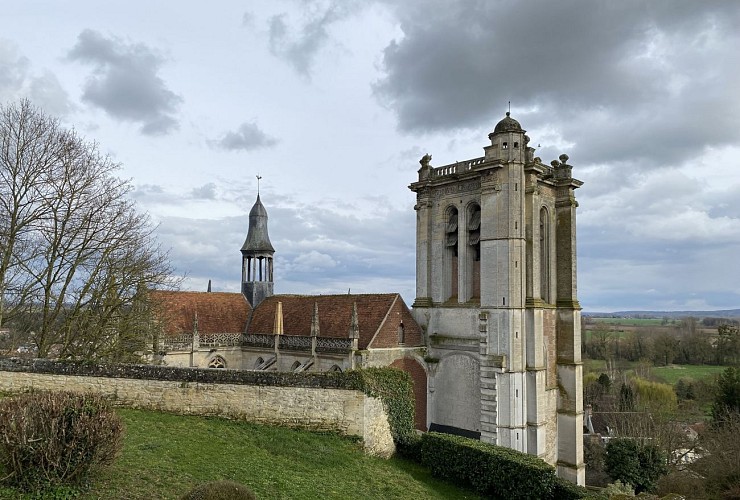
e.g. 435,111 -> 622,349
0,99 -> 178,361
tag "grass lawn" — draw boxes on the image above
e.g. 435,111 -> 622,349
0,409 -> 479,500
652,364 -> 728,385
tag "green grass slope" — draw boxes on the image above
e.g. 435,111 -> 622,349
1,408 -> 479,499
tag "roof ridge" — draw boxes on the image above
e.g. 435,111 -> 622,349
269,292 -> 399,298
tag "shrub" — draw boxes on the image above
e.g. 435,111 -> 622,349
632,378 -> 677,412
711,366 -> 740,423
604,439 -> 667,494
553,475 -> 592,499
181,480 -> 257,500
0,391 -> 124,491
602,479 -> 635,497
420,432 -> 561,499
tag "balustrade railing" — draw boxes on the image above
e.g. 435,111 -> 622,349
431,157 -> 485,178
161,332 -> 355,354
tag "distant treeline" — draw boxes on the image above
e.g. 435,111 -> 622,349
584,309 -> 740,319
583,319 -> 740,367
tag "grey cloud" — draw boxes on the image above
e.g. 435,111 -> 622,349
0,40 -> 72,116
374,1 -> 740,166
0,41 -> 29,99
68,29 -> 182,135
29,71 -> 73,116
191,183 -> 217,200
211,122 -> 278,151
266,1 -> 362,76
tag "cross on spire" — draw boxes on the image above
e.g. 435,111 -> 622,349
256,174 -> 262,195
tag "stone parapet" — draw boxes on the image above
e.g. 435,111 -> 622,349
0,358 -> 394,457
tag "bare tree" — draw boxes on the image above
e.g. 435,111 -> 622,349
0,99 -> 177,361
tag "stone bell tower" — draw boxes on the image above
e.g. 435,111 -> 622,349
241,193 -> 275,308
409,112 -> 584,484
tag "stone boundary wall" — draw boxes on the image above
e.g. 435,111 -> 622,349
0,358 -> 394,457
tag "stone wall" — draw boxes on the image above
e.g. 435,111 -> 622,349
0,358 -> 395,457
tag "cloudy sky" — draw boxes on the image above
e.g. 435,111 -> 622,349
3,1 -> 740,312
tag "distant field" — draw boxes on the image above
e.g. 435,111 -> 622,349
589,317 -> 666,326
652,364 -> 728,385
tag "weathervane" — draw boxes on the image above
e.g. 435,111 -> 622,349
256,174 -> 262,195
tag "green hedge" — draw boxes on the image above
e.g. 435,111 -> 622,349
420,432 -> 589,499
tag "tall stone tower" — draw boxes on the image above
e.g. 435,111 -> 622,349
241,194 -> 275,308
409,113 -> 584,484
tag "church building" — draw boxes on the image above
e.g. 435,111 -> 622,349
409,112 -> 584,483
151,112 -> 584,484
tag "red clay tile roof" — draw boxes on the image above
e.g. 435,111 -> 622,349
247,293 -> 423,349
149,290 -> 250,336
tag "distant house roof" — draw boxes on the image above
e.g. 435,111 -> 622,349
584,410 -> 654,438
247,293 -> 423,350
150,290 -> 250,335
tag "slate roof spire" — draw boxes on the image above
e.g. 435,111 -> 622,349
241,190 -> 275,308
241,194 -> 275,253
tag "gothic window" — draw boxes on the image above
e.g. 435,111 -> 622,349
468,204 -> 481,300
539,207 -> 551,302
445,207 -> 459,300
291,361 -> 302,372
208,356 -> 226,369
446,208 -> 459,255
254,357 -> 264,369
398,321 -> 405,345
468,205 -> 481,261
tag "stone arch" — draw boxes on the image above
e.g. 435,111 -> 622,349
329,364 -> 342,372
431,352 -> 480,437
390,356 -> 428,431
208,355 -> 227,369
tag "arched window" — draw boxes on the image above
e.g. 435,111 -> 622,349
208,356 -> 226,369
468,204 -> 481,300
291,361 -> 302,372
539,207 -> 550,302
330,365 -> 342,372
254,357 -> 264,369
445,206 -> 459,300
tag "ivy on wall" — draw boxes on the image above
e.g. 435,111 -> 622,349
0,359 -> 416,449
345,367 -> 416,449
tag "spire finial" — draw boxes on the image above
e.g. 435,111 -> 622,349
256,174 -> 262,195
508,101 -> 511,115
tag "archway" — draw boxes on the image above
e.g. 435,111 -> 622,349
391,357 -> 428,431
